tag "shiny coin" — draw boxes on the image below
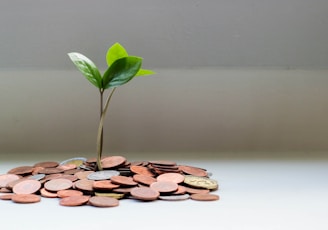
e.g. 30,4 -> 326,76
59,195 -> 90,206
59,157 -> 87,167
101,156 -> 126,169
0,174 -> 20,188
190,193 -> 219,201
12,194 -> 41,203
184,175 -> 218,190
157,173 -> 185,184
159,194 -> 190,201
87,170 -> 119,180
88,196 -> 119,207
28,174 -> 46,181
44,178 -> 73,192
13,179 -> 41,194
130,187 -> 159,201
150,181 -> 178,193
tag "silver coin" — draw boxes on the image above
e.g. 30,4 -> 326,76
28,174 -> 46,181
87,170 -> 120,180
159,194 -> 190,201
59,157 -> 87,167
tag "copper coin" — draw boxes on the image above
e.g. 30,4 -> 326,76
13,179 -> 41,194
12,194 -> 41,203
7,166 -> 34,175
38,167 -> 64,174
34,161 -> 59,168
57,189 -> 83,198
0,194 -> 14,200
157,173 -> 185,184
112,187 -> 136,194
44,173 -> 63,181
0,174 -> 20,188
150,181 -> 178,193
0,187 -> 12,193
190,193 -> 219,201
6,178 -> 29,190
130,165 -> 155,177
88,196 -> 119,207
63,168 -> 82,175
44,178 -> 73,192
110,175 -> 138,186
149,160 -> 177,166
56,174 -> 78,182
93,180 -> 120,190
179,165 -> 208,177
74,179 -> 94,192
130,187 -> 159,201
101,156 -> 126,169
56,164 -> 77,171
183,186 -> 210,194
173,185 -> 187,195
74,171 -> 94,180
32,166 -> 45,175
59,195 -> 90,206
133,174 -> 157,186
40,188 -> 58,198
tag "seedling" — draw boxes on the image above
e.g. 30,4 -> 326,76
68,42 -> 155,170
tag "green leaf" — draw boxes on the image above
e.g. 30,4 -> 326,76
103,56 -> 142,89
68,52 -> 102,89
136,68 -> 156,76
106,42 -> 128,67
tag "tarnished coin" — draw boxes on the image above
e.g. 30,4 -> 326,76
179,165 -> 208,177
190,193 -> 219,201
150,181 -> 178,193
184,175 -> 218,190
101,156 -> 126,169
130,165 -> 155,177
157,173 -> 185,184
57,189 -> 83,198
0,174 -> 20,188
44,178 -> 73,192
87,170 -> 119,180
130,187 -> 159,201
149,160 -> 177,166
12,194 -> 41,203
13,179 -> 41,194
159,194 -> 190,201
59,195 -> 90,206
133,174 -> 157,186
59,157 -> 87,167
88,196 -> 119,207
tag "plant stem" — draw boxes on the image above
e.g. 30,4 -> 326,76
96,87 -> 117,171
98,90 -> 104,170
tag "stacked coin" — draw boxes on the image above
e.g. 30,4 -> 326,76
0,156 -> 219,207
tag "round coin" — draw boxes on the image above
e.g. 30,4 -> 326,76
0,194 -> 14,200
110,175 -> 138,186
0,174 -> 20,188
59,157 -> 87,167
87,170 -> 119,180
190,193 -> 219,201
184,175 -> 218,190
150,181 -> 178,193
88,196 -> 119,207
74,179 -> 94,192
34,161 -> 59,168
92,180 -> 119,190
133,174 -> 157,186
12,194 -> 41,203
40,188 -> 58,198
57,189 -> 83,198
179,165 -> 208,177
159,194 -> 190,201
130,165 -> 155,177
44,178 -> 73,192
130,187 -> 159,201
59,195 -> 90,206
13,179 -> 41,194
157,173 -> 185,184
101,156 -> 126,169
7,166 -> 34,175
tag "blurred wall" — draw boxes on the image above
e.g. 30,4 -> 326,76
1,1 -> 328,157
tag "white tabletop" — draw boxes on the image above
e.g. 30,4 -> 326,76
0,155 -> 327,230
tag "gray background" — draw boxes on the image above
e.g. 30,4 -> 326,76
1,0 -> 328,158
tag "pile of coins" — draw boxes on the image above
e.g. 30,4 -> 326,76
0,156 -> 219,207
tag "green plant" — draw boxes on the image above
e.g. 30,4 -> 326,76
68,42 -> 155,170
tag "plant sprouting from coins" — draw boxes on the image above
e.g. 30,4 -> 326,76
68,43 -> 155,171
